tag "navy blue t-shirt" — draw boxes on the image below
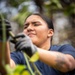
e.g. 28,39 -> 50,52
11,44 -> 75,75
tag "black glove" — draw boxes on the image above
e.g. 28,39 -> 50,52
12,33 -> 38,57
0,19 -> 12,41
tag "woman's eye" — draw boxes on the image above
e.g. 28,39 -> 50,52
34,23 -> 40,26
34,24 -> 38,26
24,24 -> 28,29
24,26 -> 27,29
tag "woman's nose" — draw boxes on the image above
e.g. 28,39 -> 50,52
27,24 -> 34,31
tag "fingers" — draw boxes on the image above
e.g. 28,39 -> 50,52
14,33 -> 25,38
0,19 -> 12,31
16,41 -> 26,50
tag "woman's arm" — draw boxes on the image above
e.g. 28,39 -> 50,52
0,41 -> 16,68
38,48 -> 75,72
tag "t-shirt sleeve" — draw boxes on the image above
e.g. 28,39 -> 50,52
58,44 -> 75,58
10,51 -> 26,65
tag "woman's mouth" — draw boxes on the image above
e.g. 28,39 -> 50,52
28,33 -> 35,37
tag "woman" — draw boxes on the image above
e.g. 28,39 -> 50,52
0,13 -> 75,75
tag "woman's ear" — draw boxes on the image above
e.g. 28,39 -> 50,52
47,29 -> 54,38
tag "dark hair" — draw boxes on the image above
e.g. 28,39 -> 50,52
25,13 -> 54,31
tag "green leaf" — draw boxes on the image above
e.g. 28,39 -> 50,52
14,65 -> 26,73
5,64 -> 29,75
30,52 -> 39,62
13,11 -> 30,26
21,70 -> 30,75
5,65 -> 14,74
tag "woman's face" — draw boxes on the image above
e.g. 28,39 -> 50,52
23,15 -> 53,47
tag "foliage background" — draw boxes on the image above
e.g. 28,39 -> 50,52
0,0 -> 75,47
